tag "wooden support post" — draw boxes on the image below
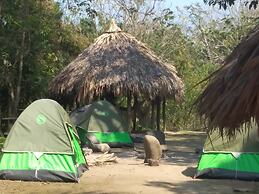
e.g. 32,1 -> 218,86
127,93 -> 132,131
0,107 -> 3,136
106,92 -> 115,105
156,97 -> 161,131
162,98 -> 166,131
256,117 -> 259,139
151,100 -> 155,130
132,95 -> 138,132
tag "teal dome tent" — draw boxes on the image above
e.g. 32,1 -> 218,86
0,99 -> 87,182
70,100 -> 133,147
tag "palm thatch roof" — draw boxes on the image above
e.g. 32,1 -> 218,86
196,25 -> 259,136
49,20 -> 184,105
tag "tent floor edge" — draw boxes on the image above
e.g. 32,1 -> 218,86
87,131 -> 134,148
78,163 -> 88,177
0,169 -> 79,182
196,168 -> 259,181
108,142 -> 134,148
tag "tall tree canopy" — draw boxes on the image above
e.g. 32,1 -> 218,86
0,0 -> 258,132
204,0 -> 259,9
0,0 -> 92,117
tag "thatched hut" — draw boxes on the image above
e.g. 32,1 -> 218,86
196,25 -> 259,136
49,20 -> 184,131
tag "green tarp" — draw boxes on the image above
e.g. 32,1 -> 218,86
0,99 -> 87,182
196,119 -> 259,181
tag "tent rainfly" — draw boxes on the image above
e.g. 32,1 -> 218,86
49,20 -> 184,131
0,99 -> 87,182
196,120 -> 259,181
196,25 -> 259,137
70,100 -> 133,147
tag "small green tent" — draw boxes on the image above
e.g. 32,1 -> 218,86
70,100 -> 133,147
0,99 -> 87,182
195,120 -> 259,180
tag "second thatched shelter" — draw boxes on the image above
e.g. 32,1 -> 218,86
196,25 -> 259,136
49,20 -> 184,131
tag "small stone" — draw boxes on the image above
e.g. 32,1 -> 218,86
92,143 -> 110,153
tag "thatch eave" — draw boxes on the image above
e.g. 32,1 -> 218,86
49,21 -> 184,106
196,25 -> 259,136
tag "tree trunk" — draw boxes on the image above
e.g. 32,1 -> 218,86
13,31 -> 26,116
0,0 -> 2,16
156,97 -> 161,131
7,77 -> 16,129
10,0 -> 29,117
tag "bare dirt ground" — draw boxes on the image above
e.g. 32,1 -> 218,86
1,131 -> 259,194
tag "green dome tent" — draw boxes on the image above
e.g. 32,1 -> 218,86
0,99 -> 87,182
70,100 -> 133,147
195,120 -> 259,181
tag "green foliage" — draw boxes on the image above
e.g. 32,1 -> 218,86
204,0 -> 258,9
79,18 -> 98,38
133,5 -> 257,131
0,0 -> 258,132
56,0 -> 96,22
0,0 -> 95,115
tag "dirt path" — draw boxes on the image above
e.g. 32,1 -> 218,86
1,132 -> 259,194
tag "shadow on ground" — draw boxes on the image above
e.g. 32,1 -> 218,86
110,132 -> 206,166
145,179 -> 258,194
162,133 -> 206,166
73,192 -> 132,194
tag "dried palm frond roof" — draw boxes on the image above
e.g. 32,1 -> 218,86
196,25 -> 259,136
49,20 -> 184,105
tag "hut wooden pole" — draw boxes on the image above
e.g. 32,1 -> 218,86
0,107 -> 3,136
151,100 -> 155,130
256,117 -> 259,138
156,96 -> 161,131
127,93 -> 132,131
162,98 -> 166,131
132,95 -> 138,132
